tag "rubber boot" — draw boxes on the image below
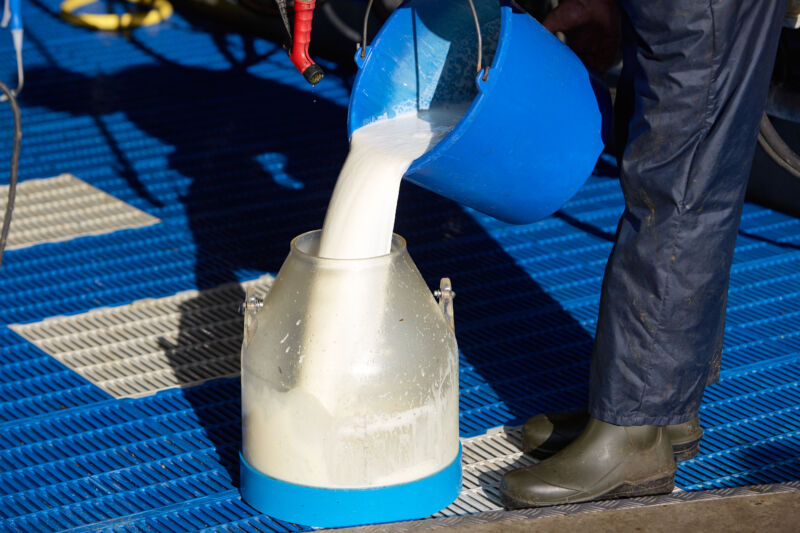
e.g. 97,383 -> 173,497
501,418 -> 676,508
522,411 -> 703,461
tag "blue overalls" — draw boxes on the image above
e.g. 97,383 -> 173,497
589,0 -> 790,426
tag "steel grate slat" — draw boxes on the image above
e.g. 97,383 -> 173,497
11,275 -> 273,398
0,174 -> 159,250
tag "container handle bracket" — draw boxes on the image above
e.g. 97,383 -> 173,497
434,278 -> 456,332
240,288 -> 263,347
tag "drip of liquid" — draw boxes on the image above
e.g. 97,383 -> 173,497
319,109 -> 463,259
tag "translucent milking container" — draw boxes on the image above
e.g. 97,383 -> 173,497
239,230 -> 461,527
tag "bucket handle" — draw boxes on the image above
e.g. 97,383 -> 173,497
360,0 -> 489,80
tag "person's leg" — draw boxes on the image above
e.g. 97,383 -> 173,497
502,0 -> 789,508
610,4 -> 635,165
590,0 -> 788,427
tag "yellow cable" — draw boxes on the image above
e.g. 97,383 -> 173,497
60,0 -> 173,31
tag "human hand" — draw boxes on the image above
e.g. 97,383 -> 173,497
543,0 -> 620,73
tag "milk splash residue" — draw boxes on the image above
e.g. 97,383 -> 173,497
243,109 -> 463,489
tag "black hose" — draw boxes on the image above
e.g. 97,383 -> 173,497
758,112 -> 800,179
321,2 -> 361,42
0,80 -> 21,272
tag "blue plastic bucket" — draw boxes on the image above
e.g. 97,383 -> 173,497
348,0 -> 607,224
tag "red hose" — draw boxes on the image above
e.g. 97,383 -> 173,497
290,0 -> 324,85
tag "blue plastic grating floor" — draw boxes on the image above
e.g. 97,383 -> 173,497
1,1 -> 799,531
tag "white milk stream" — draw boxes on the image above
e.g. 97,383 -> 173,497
319,110 -> 462,259
244,109 -> 463,488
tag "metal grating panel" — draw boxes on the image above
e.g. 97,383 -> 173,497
439,427 -> 537,516
0,174 -> 159,249
11,275 -> 273,398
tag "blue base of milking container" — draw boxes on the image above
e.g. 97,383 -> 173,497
239,446 -> 463,527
